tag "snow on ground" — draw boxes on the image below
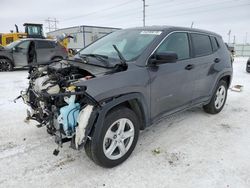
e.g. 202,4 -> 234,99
0,57 -> 250,188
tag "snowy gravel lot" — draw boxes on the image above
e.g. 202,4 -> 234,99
0,57 -> 250,188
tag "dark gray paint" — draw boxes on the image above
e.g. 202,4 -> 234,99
74,26 -> 232,127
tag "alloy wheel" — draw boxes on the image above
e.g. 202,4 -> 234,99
103,118 -> 135,160
214,85 -> 226,109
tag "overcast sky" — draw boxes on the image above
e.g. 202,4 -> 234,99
1,0 -> 250,44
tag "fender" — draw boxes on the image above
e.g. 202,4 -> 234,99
82,92 -> 149,146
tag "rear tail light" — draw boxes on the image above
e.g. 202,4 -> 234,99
62,46 -> 68,54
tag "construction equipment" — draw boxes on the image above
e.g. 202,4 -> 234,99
0,23 -> 45,46
0,23 -> 73,56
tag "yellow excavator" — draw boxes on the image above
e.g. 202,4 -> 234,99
0,23 -> 44,46
0,23 -> 74,56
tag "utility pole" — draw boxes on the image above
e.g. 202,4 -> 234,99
242,32 -> 248,56
142,0 -> 148,27
45,17 -> 59,32
191,22 -> 194,28
227,30 -> 231,44
233,35 -> 236,46
245,32 -> 248,44
142,0 -> 146,27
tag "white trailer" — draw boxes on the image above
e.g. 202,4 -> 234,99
47,25 -> 120,50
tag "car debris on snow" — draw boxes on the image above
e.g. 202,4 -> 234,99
230,84 -> 244,92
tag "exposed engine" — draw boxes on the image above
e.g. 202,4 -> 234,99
17,60 -> 100,154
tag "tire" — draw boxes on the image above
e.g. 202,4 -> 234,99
85,107 -> 140,168
0,58 -> 13,72
246,61 -> 250,73
84,139 -> 93,161
203,80 -> 228,114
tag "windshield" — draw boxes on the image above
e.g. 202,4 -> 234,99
78,29 -> 162,61
5,40 -> 20,49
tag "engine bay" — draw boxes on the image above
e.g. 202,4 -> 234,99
17,60 -> 101,154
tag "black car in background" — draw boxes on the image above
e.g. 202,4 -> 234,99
247,57 -> 250,73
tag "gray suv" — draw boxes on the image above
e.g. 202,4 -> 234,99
19,26 -> 233,167
0,38 -> 67,71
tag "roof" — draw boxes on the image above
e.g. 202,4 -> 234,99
126,25 -> 221,37
19,38 -> 55,42
23,23 -> 43,26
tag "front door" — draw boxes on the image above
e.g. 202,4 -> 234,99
12,40 -> 30,66
148,32 -> 195,120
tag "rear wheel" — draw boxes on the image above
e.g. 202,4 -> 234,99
85,107 -> 140,168
203,80 -> 228,114
0,58 -> 13,71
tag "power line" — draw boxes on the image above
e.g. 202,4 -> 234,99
147,0 -> 241,20
62,0 -> 135,21
146,2 -> 250,21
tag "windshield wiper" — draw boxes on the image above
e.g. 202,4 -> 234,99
112,44 -> 127,67
80,53 -> 109,66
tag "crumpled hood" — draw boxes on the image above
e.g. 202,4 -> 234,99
48,56 -> 122,77
68,61 -> 113,76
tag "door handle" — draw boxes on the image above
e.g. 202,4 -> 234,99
214,58 -> 220,63
185,64 -> 194,70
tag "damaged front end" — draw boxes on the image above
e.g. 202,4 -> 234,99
17,60 -> 103,155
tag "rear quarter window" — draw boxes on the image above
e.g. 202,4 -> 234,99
210,36 -> 220,52
191,33 -> 212,57
36,41 -> 55,49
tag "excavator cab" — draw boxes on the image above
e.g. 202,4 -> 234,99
24,23 -> 45,39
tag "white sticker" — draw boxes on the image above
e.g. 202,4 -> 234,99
140,31 -> 162,35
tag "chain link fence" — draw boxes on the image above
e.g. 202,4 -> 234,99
234,44 -> 250,57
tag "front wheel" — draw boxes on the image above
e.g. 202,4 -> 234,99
85,107 -> 140,168
0,58 -> 13,72
203,80 -> 228,114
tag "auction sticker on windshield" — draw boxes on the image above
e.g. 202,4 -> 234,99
140,31 -> 162,35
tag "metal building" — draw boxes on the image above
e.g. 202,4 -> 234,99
47,25 -> 120,50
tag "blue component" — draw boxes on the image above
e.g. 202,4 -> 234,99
59,102 -> 80,136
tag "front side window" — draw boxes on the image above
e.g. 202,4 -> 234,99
16,41 -> 30,51
191,33 -> 212,57
79,29 -> 161,61
156,32 -> 190,60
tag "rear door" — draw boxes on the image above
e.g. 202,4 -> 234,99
149,32 -> 196,120
35,40 -> 55,62
12,40 -> 30,66
189,33 -> 219,102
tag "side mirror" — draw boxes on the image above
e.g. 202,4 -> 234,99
13,47 -> 22,52
149,51 -> 178,66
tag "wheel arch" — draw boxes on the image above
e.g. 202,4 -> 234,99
102,93 -> 149,130
105,97 -> 147,130
0,56 -> 14,66
220,74 -> 231,88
